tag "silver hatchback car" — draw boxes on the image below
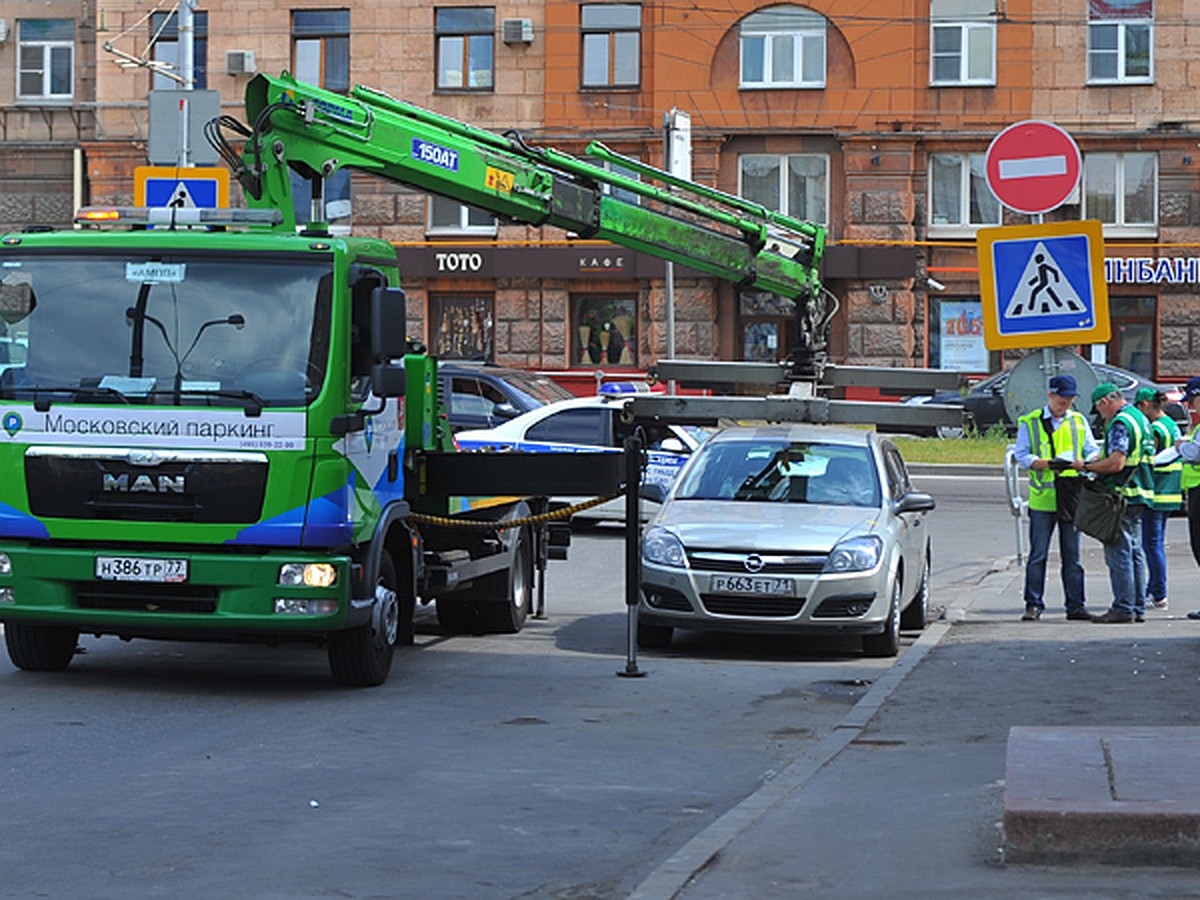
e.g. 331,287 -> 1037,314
638,425 -> 935,656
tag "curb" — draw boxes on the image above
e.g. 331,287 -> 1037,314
628,620 -> 953,900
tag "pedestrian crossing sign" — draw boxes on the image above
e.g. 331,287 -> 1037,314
976,220 -> 1110,350
134,166 -> 230,209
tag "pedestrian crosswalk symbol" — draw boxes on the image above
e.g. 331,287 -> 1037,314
166,182 -> 199,208
1003,241 -> 1087,320
976,220 -> 1110,351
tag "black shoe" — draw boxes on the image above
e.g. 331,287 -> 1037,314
1092,609 -> 1134,624
1021,607 -> 1042,621
1188,611 -> 1200,621
1135,613 -> 1145,623
1066,609 -> 1093,621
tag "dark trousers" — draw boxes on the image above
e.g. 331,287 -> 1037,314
1189,488 -> 1200,568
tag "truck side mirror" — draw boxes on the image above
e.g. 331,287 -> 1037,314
370,285 -> 408,361
371,361 -> 407,398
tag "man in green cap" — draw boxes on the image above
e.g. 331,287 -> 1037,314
1134,387 -> 1182,611
1082,382 -> 1155,622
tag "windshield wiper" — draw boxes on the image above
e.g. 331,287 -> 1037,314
25,385 -> 134,413
148,387 -> 266,417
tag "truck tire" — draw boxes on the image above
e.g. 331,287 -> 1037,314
478,527 -> 532,634
4,622 -> 78,672
327,550 -> 403,687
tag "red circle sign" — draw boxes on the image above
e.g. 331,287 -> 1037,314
985,120 -> 1081,215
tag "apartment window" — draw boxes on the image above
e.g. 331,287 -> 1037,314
740,6 -> 826,89
17,19 -> 74,100
150,10 -> 208,90
929,153 -> 1001,228
573,296 -> 637,367
930,0 -> 995,86
1083,152 -> 1157,231
1088,0 -> 1152,84
581,4 -> 641,88
428,195 -> 497,235
292,10 -> 350,92
290,10 -> 351,226
432,295 -> 494,360
738,154 -> 828,224
436,8 -> 494,90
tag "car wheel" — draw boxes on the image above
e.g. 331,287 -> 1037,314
327,550 -> 404,687
4,622 -> 78,672
935,424 -> 965,440
900,552 -> 930,631
637,620 -> 673,649
863,577 -> 901,658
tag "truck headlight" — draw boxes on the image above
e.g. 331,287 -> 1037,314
274,598 -> 339,616
823,536 -> 883,573
278,562 -> 338,587
0,553 -> 10,576
643,527 -> 687,568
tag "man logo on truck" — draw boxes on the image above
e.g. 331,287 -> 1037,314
103,473 -> 187,494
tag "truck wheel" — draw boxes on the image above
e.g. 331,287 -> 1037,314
479,527 -> 532,634
328,550 -> 402,687
4,623 -> 79,672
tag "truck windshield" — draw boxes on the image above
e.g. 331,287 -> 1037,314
0,252 -> 332,409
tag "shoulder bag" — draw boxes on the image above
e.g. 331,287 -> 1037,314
1073,474 -> 1129,545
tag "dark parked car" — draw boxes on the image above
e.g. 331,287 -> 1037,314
438,362 -> 575,433
909,363 -> 1187,438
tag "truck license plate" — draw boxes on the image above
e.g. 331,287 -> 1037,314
710,575 -> 794,596
95,556 -> 188,583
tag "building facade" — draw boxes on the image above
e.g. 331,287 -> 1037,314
1,1 -> 1197,382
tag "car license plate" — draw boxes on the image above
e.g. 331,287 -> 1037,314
710,575 -> 795,596
95,556 -> 188,583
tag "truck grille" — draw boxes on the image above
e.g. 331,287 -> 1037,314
75,581 -> 218,614
25,449 -> 268,523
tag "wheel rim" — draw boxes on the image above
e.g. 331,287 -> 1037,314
374,583 -> 399,649
889,580 -> 901,640
511,540 -> 530,613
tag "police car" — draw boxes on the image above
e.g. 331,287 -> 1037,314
453,386 -> 707,521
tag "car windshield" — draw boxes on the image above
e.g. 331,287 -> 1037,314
674,439 -> 880,507
0,251 -> 331,408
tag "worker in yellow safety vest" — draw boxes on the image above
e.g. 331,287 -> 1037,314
1013,373 -> 1100,622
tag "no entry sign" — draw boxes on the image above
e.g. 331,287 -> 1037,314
985,120 -> 1081,215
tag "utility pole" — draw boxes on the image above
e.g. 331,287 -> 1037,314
662,108 -> 691,392
177,0 -> 197,167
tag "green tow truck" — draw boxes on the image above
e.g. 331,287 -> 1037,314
0,72 -> 836,685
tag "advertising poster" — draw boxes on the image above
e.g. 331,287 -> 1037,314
940,301 -> 987,372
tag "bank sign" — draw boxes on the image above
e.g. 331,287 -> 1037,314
1107,257 -> 1200,284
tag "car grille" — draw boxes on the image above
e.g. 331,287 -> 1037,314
75,581 -> 219,614
687,550 -> 826,575
700,594 -> 805,617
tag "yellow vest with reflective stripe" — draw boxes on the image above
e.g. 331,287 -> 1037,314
1148,416 -> 1183,510
1017,408 -> 1087,513
1181,429 -> 1200,491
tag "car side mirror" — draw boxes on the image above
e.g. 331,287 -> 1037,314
493,401 -> 520,420
641,482 -> 668,504
894,491 -> 936,514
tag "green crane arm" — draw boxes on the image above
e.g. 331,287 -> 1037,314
215,72 -> 830,373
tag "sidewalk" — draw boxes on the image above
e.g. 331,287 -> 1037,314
633,519 -> 1200,898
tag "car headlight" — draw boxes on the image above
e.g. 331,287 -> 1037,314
643,526 -> 687,568
823,535 -> 883,573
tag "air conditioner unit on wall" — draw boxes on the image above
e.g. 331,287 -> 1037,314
225,50 -> 257,76
501,18 -> 534,44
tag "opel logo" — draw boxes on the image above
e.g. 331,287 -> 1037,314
743,554 -> 765,573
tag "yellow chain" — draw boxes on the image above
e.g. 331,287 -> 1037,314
405,494 -> 622,531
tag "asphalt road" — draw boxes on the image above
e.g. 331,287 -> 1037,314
0,473 -> 1003,899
